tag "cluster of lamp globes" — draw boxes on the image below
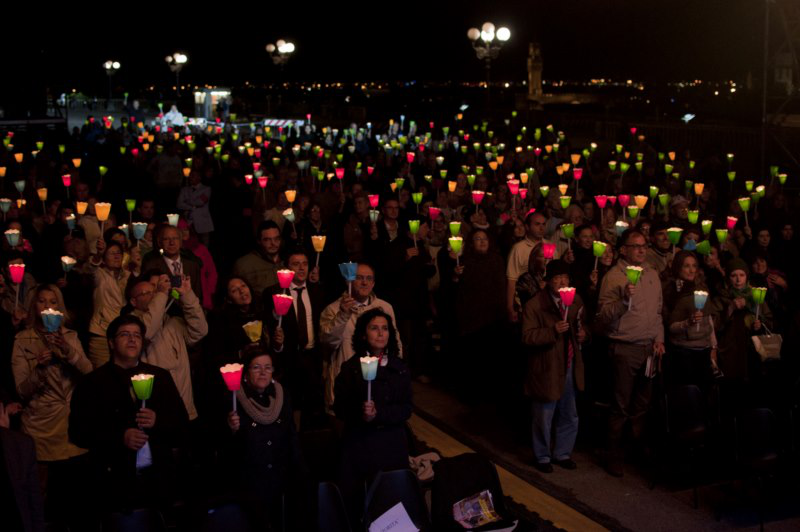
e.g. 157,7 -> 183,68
467,22 -> 511,43
266,40 -> 296,55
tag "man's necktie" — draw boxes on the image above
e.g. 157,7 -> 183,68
294,286 -> 308,349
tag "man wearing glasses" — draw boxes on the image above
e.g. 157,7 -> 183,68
69,315 -> 188,515
597,229 -> 664,477
320,263 -> 402,408
142,224 -> 204,302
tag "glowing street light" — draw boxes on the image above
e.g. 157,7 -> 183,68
165,52 -> 188,97
102,60 -> 121,106
467,22 -> 511,109
266,39 -> 295,69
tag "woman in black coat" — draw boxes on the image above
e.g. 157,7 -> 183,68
333,308 -> 413,522
226,347 -> 308,530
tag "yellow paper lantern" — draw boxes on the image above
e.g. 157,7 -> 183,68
72,158 -> 82,168
448,181 -> 457,192
183,168 -> 191,177
558,184 -> 568,195
311,235 -> 326,253
694,182 -> 705,196
571,153 -> 581,165
634,195 -> 648,209
520,172 -> 529,184
496,155 -> 505,165
0,167 -> 6,177
488,161 -> 498,171
14,153 -> 23,163
37,187 -> 48,202
76,201 -> 88,215
285,189 -> 297,203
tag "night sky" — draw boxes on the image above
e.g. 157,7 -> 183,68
8,0 -> 763,96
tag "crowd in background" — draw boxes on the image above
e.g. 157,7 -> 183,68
0,111 -> 798,530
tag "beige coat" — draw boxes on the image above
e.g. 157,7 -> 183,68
319,293 -> 402,407
12,327 -> 92,461
88,265 -> 130,336
133,290 -> 208,420
597,260 -> 664,345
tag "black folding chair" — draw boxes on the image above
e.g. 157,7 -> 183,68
318,482 -> 352,532
363,469 -> 431,531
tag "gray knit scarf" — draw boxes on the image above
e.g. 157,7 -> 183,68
236,381 -> 284,425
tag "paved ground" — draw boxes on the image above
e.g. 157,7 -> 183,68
410,381 -> 800,531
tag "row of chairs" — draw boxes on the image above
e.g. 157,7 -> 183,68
100,453 -> 516,532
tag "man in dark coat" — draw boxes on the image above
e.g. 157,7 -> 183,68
69,314 -> 189,513
521,259 -> 587,473
265,249 -> 326,427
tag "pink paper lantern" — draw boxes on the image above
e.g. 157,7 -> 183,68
428,206 -> 441,220
368,194 -> 380,209
220,365 -> 243,392
618,194 -> 631,208
335,168 -> 345,180
273,294 -> 293,316
519,188 -> 528,200
573,168 -> 583,181
253,162 -> 261,173
607,195 -> 617,205
595,195 -> 608,209
61,174 -> 72,187
558,287 -> 576,307
131,148 -> 139,157
472,191 -> 485,204
254,149 -> 262,158
542,243 -> 556,260
277,269 -> 295,289
406,152 -> 415,164
258,175 -> 268,189
367,166 -> 374,175
534,147 -> 542,157
630,127 -> 637,135
726,216 -> 738,231
9,263 -> 25,284
245,174 -> 254,185
507,180 -> 520,195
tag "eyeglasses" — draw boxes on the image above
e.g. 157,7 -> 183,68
355,275 -> 374,282
250,364 -> 273,373
116,331 -> 142,341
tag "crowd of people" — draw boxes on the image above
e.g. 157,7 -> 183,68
0,111 -> 798,530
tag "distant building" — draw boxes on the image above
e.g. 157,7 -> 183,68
527,43 -> 544,101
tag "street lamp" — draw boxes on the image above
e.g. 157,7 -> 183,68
102,60 -> 121,107
467,22 -> 510,109
266,39 -> 295,69
165,52 -> 188,97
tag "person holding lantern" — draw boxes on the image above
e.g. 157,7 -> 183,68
645,221 -> 672,276
11,284 -> 92,528
141,224 -> 203,303
706,258 -> 772,412
128,272 -> 208,422
87,239 -> 131,368
69,314 -> 188,514
506,211 -> 551,323
265,250 -> 324,428
597,229 -> 665,477
224,346 -> 309,531
662,251 -> 718,392
320,262 -> 402,408
333,308 -> 412,522
522,260 -> 587,473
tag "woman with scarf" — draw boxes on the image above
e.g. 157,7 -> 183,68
226,346 -> 307,530
12,284 -> 93,528
662,251 -> 717,392
707,258 -> 772,413
333,308 -> 412,522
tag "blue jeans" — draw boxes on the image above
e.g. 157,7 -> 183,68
531,370 -> 579,463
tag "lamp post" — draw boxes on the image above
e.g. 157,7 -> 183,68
165,53 -> 188,97
467,22 -> 510,112
102,60 -> 120,108
265,40 -> 295,70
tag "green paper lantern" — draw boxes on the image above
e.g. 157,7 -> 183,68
449,221 -> 461,237
408,220 -> 420,234
625,266 -> 643,285
627,206 -> 639,218
131,374 -> 154,402
608,161 -> 617,171
467,174 -> 476,187
125,199 -> 136,212
701,219 -> 713,234
562,223 -> 574,239
592,240 -> 608,258
412,192 -> 423,205
649,186 -> 659,199
715,228 -> 728,244
751,286 -> 767,305
667,227 -> 683,245
745,180 -> 753,192
99,166 -> 108,176
560,195 -> 571,209
687,210 -> 699,224
696,240 -> 711,256
540,186 -> 550,198
738,197 -> 751,212
659,193 -> 670,207
395,178 -> 405,190
620,162 -> 630,174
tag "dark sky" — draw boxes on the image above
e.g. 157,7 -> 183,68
9,0 -> 764,95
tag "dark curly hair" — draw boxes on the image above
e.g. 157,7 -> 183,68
351,308 -> 400,357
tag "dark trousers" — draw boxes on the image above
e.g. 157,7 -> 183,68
608,342 -> 654,450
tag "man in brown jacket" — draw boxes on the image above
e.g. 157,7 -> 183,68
597,229 -> 665,477
522,260 -> 586,473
